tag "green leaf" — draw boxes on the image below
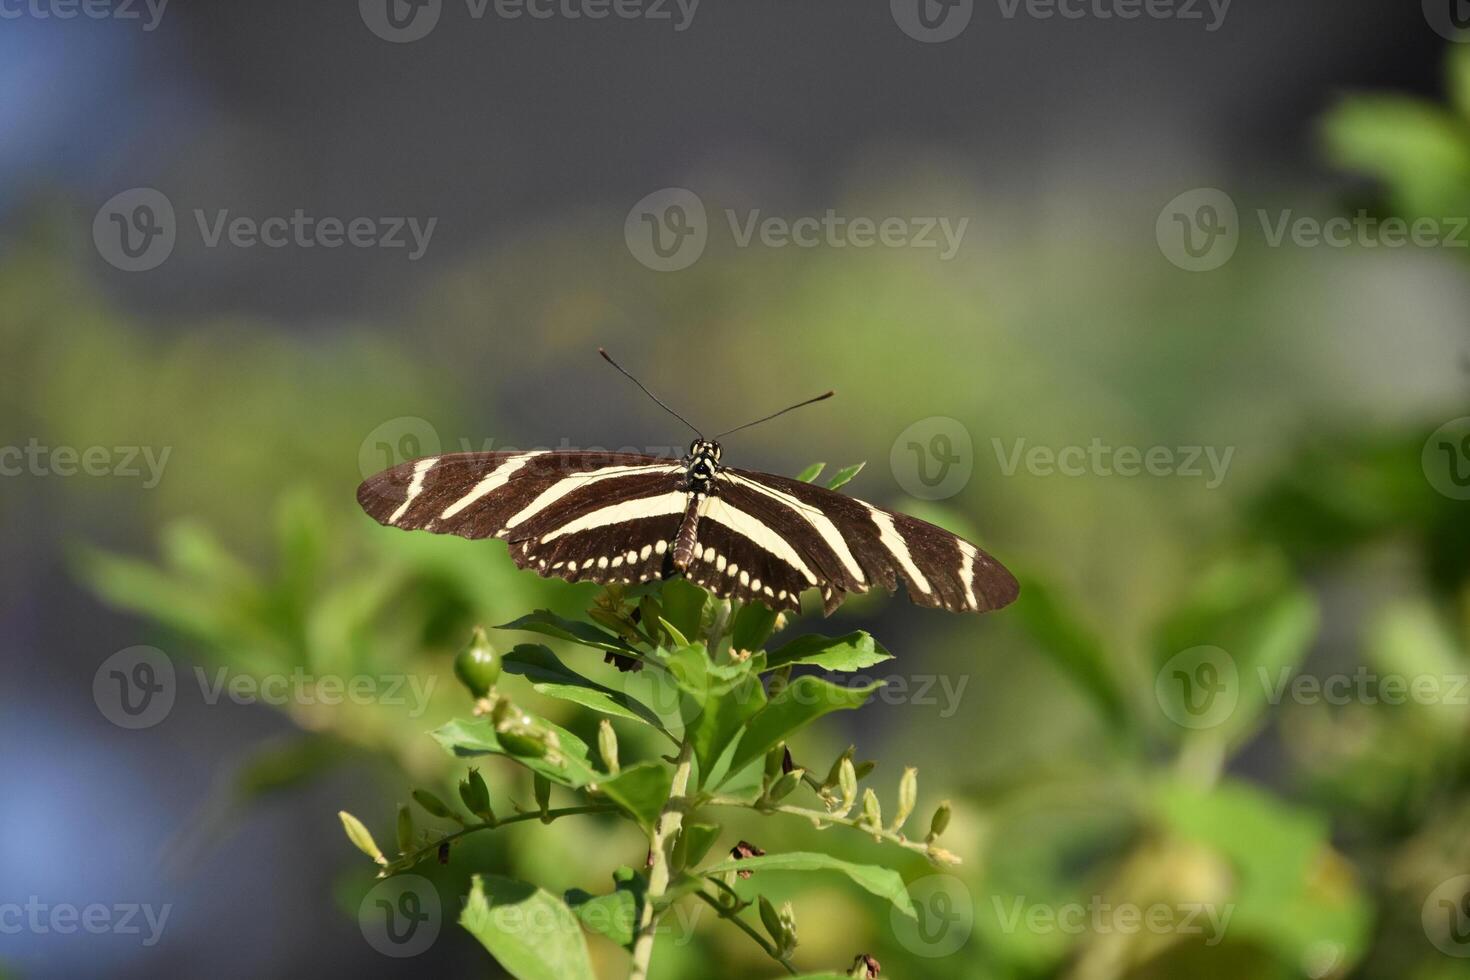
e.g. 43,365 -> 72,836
596,763 -> 672,832
1011,574 -> 1130,735
724,677 -> 883,782
1321,94 -> 1470,218
794,462 -> 826,483
502,645 -> 666,731
730,602 -> 779,654
702,852 -> 916,919
657,617 -> 690,648
431,717 -> 599,788
660,579 -> 708,642
825,461 -> 865,491
764,632 -> 893,673
661,646 -> 768,782
460,875 -> 596,980
565,867 -> 645,949
497,610 -> 638,656
674,822 -> 721,868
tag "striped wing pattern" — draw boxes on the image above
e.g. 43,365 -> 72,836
357,451 -> 1018,616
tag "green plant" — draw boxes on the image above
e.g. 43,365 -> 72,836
339,570 -> 952,979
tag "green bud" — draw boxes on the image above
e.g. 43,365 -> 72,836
861,788 -> 882,832
534,773 -> 552,822
853,760 -> 876,781
454,626 -> 501,698
778,901 -> 798,957
758,895 -> 784,947
598,719 -> 620,775
458,768 -> 494,822
822,745 -> 856,792
496,728 -> 549,758
839,757 -> 858,814
338,810 -> 387,866
412,789 -> 459,822
764,742 -> 787,785
396,804 -> 415,855
928,801 -> 952,842
765,768 -> 804,803
891,767 -> 917,833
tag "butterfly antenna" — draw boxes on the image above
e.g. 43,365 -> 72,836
598,348 -> 704,438
712,390 -> 835,439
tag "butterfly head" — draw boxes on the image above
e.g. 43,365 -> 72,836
689,438 -> 722,463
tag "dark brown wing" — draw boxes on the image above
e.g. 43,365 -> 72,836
715,468 -> 1018,615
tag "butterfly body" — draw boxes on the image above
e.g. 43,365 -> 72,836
358,439 -> 1018,617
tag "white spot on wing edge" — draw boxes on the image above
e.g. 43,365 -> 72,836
388,457 -> 437,524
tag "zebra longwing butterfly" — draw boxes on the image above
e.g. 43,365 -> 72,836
356,352 -> 1018,616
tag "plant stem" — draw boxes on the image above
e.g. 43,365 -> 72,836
693,890 -> 798,975
628,740 -> 694,980
383,804 -> 618,875
702,796 -> 948,862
